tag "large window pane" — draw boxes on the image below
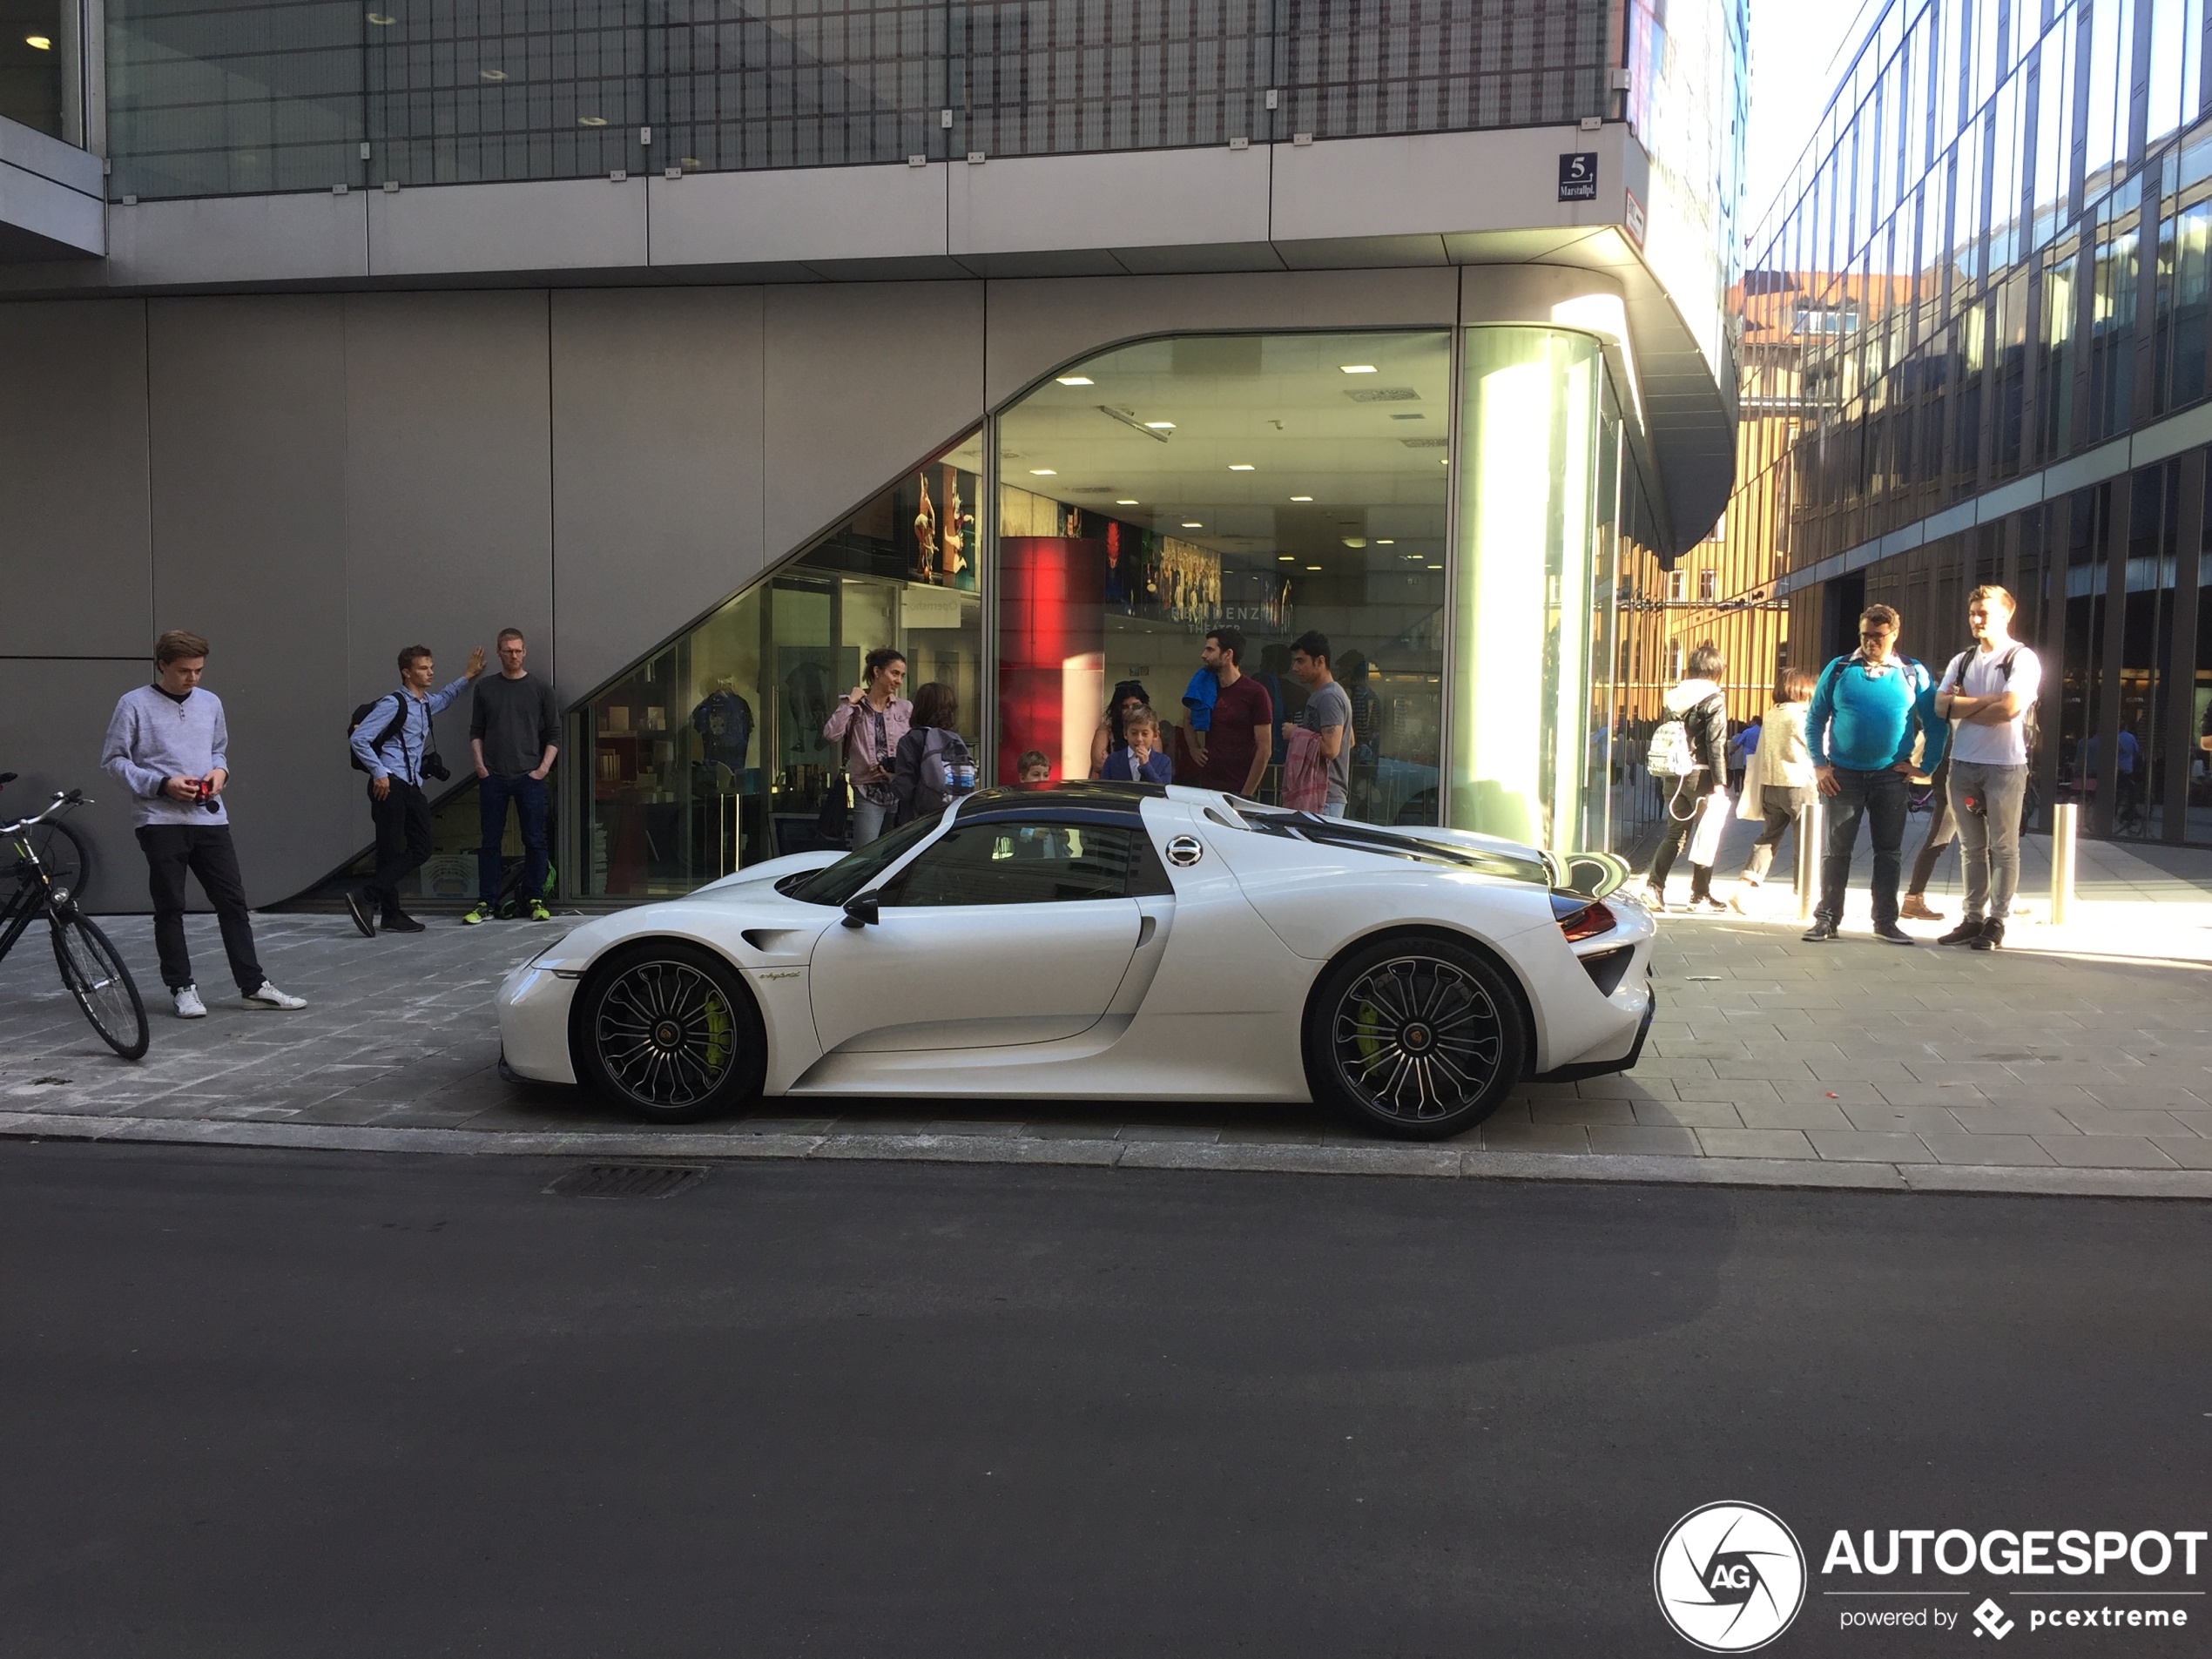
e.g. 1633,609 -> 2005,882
994,331 -> 1451,825
578,431 -> 984,896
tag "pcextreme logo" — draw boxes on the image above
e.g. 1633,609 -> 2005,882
1655,1502 -> 1809,1653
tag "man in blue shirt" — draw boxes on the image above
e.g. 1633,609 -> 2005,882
1803,604 -> 1941,943
347,642 -> 484,935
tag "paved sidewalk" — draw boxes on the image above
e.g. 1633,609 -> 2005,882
3,889 -> 2211,1197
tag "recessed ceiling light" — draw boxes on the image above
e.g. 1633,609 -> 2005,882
1116,498 -> 1138,505
25,31 -> 51,46
365,10 -> 395,20
480,67 -> 507,79
1146,421 -> 1177,430
1305,564 -> 1323,571
1426,563 -> 1442,570
1377,538 -> 1394,544
579,115 -> 608,126
1290,495 -> 1313,502
1278,555 -> 1296,562
1029,468 -> 1056,475
1182,521 -> 1204,528
1342,537 -> 1366,549
1229,463 -> 1255,471
1339,364 -> 1378,374
1056,375 -> 1094,386
680,157 -> 700,167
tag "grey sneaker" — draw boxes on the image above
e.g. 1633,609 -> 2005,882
242,982 -> 307,1010
172,985 -> 207,1019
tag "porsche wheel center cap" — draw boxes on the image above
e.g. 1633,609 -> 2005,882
653,1020 -> 683,1049
1402,1023 -> 1433,1052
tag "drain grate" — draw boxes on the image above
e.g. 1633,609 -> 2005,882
546,1163 -> 709,1200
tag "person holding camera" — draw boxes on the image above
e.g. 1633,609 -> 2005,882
101,630 -> 307,1018
347,643 -> 485,936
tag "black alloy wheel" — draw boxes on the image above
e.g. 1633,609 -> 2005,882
577,941 -> 765,1123
1305,934 -> 1526,1140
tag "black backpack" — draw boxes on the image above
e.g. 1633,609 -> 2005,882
348,694 -> 407,774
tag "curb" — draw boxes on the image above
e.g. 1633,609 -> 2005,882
2,1109 -> 2209,1200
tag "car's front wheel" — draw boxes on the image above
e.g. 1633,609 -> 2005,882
1304,934 -> 1527,1140
576,941 -> 765,1123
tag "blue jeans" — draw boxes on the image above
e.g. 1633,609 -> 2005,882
851,794 -> 890,848
1320,801 -> 1346,819
1817,765 -> 1907,928
479,772 -> 548,906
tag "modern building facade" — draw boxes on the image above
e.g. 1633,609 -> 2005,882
1723,0 -> 2212,843
0,0 -> 1742,908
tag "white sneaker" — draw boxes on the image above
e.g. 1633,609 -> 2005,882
172,985 -> 207,1019
242,982 -> 307,1010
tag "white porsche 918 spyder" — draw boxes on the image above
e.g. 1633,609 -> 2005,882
495,780 -> 1656,1141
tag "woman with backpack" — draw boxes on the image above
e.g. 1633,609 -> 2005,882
891,681 -> 977,825
1727,666 -> 1817,914
1639,642 -> 1730,913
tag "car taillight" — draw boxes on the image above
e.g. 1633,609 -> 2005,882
1550,893 -> 1616,942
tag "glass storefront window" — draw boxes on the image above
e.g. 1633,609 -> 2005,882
994,332 -> 1452,825
578,432 -> 984,895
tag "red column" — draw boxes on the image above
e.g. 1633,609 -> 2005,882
997,536 -> 1105,782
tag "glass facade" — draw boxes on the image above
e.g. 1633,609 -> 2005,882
105,0 -> 1626,200
3,0 -> 81,142
1715,0 -> 2212,846
578,432 -> 984,896
570,325 -> 1662,899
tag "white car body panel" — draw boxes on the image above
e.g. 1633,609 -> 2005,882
496,783 -> 1656,1103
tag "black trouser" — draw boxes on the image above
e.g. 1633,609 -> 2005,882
1647,768 -> 1716,899
1907,757 -> 1954,894
365,779 -> 433,915
1817,765 -> 1908,928
137,824 -> 265,995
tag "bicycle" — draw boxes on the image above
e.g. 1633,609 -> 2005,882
1,789 -> 148,1060
0,772 -> 90,907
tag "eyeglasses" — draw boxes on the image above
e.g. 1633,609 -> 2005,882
1859,631 -> 1892,643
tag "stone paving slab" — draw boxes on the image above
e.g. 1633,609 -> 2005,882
3,903 -> 2212,1197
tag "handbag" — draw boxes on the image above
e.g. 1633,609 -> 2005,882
1688,789 -> 1730,867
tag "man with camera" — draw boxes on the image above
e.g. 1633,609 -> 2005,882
101,629 -> 307,1017
347,643 -> 485,937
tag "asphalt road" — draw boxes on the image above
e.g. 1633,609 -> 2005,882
1,1143 -> 2206,1658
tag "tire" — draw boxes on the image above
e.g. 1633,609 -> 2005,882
575,940 -> 765,1123
2,819 -> 89,910
51,913 -> 149,1061
1303,933 -> 1527,1141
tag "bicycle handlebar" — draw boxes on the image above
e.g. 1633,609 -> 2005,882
0,789 -> 86,836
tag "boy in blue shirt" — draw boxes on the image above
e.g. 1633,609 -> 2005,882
1803,604 -> 1942,943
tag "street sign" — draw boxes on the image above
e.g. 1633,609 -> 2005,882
1558,152 -> 1597,201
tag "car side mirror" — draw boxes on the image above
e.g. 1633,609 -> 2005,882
841,890 -> 881,929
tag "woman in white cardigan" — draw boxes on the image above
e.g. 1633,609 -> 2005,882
1728,665 -> 1818,914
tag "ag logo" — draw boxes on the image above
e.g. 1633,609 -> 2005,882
1654,1502 -> 1807,1652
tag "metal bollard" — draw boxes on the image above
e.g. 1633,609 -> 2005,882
1796,797 -> 1823,923
2050,801 -> 2077,927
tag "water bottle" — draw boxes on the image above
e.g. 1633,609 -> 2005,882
953,759 -> 976,793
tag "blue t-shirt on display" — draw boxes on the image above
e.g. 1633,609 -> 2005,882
1182,669 -> 1218,732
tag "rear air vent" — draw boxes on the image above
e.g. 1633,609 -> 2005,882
1579,947 -> 1634,998
546,1163 -> 709,1199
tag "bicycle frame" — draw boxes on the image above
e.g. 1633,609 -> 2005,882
0,804 -> 75,965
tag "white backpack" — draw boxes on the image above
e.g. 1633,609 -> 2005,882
1647,717 -> 1695,777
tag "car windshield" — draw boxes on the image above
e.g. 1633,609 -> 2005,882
780,815 -> 941,907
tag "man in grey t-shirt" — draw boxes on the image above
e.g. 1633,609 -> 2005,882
464,627 -> 560,924
1280,629 -> 1352,817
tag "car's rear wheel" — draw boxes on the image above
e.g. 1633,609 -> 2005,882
576,941 -> 765,1123
1304,934 -> 1526,1140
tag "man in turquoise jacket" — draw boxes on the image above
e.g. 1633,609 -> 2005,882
1803,604 -> 1943,943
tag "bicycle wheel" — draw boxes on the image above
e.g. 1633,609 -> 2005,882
1,819 -> 88,908
51,913 -> 148,1061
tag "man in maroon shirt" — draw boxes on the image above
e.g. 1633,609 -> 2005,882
1193,627 -> 1274,798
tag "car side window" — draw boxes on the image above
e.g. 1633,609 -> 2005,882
881,822 -> 1138,907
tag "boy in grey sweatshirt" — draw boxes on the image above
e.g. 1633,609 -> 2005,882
100,630 -> 306,1018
